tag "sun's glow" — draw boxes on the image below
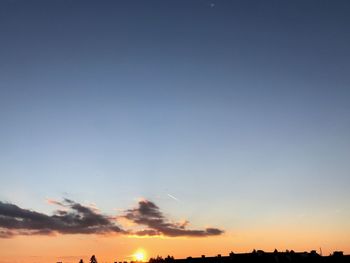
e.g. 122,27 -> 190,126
133,249 -> 146,262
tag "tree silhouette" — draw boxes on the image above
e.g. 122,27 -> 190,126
90,255 -> 98,263
165,255 -> 174,263
149,256 -> 164,263
79,260 -> 84,263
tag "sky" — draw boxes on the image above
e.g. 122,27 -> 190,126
1,0 -> 350,262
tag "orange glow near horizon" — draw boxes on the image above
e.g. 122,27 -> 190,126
0,227 -> 350,263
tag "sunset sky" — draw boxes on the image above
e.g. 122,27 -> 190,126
1,1 -> 350,263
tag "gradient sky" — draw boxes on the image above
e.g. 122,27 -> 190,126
1,1 -> 350,262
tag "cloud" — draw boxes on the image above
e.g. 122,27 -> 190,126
46,199 -> 65,207
0,199 -> 224,238
124,200 -> 224,237
0,199 -> 125,236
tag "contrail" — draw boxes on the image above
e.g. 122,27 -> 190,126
167,193 -> 180,202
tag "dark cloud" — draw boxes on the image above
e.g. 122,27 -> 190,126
0,229 -> 14,238
0,199 -> 125,236
124,200 -> 224,237
0,199 -> 224,238
0,228 -> 54,238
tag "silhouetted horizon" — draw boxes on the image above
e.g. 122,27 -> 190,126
68,250 -> 350,263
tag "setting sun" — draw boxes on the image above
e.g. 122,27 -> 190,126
133,249 -> 147,262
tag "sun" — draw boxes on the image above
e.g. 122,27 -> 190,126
133,249 -> 146,262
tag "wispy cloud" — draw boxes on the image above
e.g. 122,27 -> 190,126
0,199 -> 224,238
124,199 -> 224,237
0,199 -> 125,237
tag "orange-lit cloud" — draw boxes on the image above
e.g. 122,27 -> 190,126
124,200 -> 224,237
0,199 -> 224,238
0,199 -> 125,238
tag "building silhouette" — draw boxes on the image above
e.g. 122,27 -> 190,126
148,250 -> 350,263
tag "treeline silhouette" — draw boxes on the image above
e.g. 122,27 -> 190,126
72,250 -> 349,263
148,250 -> 348,263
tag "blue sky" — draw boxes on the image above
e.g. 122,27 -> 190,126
1,0 -> 350,243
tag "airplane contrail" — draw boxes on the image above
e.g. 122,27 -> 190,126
167,193 -> 180,202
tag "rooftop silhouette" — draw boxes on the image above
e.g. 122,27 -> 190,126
77,250 -> 350,263
146,250 -> 349,263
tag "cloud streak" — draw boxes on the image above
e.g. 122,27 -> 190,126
0,199 -> 224,238
0,199 -> 124,238
124,200 -> 224,237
